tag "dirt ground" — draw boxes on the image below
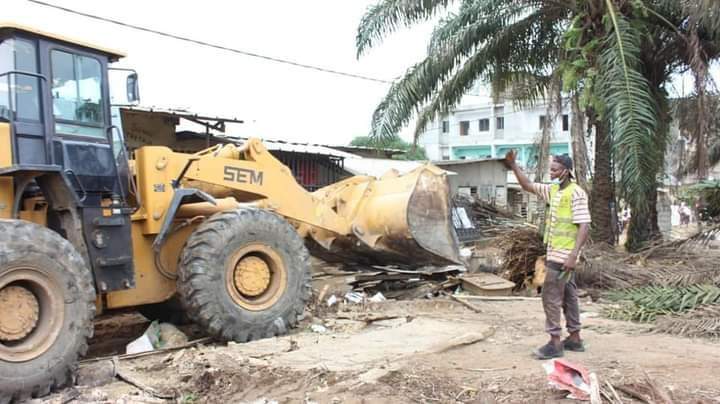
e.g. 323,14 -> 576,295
33,295 -> 720,404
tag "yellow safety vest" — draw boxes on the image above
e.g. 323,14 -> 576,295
544,183 -> 578,250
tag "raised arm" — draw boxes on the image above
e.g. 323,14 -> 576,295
504,149 -> 534,193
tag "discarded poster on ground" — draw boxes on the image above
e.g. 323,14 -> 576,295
542,358 -> 591,400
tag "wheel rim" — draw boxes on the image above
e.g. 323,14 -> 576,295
226,244 -> 287,311
0,267 -> 64,362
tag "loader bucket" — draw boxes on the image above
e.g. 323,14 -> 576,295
308,165 -> 461,267
405,168 -> 462,265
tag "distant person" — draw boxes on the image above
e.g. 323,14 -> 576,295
622,207 -> 631,231
680,202 -> 691,226
505,151 -> 591,359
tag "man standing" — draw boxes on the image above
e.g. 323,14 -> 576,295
505,150 -> 591,359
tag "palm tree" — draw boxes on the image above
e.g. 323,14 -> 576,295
357,0 -> 718,250
654,0 -> 720,180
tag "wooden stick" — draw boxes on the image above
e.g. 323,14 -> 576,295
80,337 -> 214,364
615,384 -> 652,403
335,313 -> 401,323
590,373 -> 601,404
116,370 -> 176,400
605,381 -> 624,404
445,293 -> 483,313
455,366 -> 514,372
454,295 -> 540,302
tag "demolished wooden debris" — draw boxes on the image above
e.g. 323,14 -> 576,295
612,373 -> 675,404
445,293 -> 483,313
460,272 -> 515,296
653,304 -> 720,338
334,313 -> 402,323
431,327 -> 496,353
456,295 -> 540,302
81,337 -> 214,364
312,262 -> 466,301
497,227 -> 545,290
116,369 -> 176,400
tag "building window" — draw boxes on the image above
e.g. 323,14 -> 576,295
478,118 -> 489,132
442,120 -> 449,133
539,115 -> 547,130
460,120 -> 469,136
496,116 -> 504,130
562,114 -> 569,131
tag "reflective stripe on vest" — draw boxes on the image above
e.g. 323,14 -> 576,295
544,183 -> 578,251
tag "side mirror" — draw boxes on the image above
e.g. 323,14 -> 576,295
126,73 -> 140,104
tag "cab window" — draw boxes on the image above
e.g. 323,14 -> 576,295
51,49 -> 104,138
0,38 -> 41,122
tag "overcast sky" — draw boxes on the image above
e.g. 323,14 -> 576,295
6,0 -> 717,146
8,0 -> 437,145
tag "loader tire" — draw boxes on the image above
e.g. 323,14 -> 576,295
0,219 -> 95,403
177,208 -> 311,342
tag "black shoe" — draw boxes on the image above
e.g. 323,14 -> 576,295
563,338 -> 585,352
533,342 -> 564,360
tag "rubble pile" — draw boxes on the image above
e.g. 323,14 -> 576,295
496,227 -> 545,290
452,194 -> 531,239
311,262 -> 466,305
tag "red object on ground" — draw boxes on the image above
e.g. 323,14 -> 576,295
544,358 -> 591,400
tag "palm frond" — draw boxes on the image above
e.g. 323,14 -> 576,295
605,284 -> 720,322
368,52 -> 464,143
598,2 -> 660,217
673,93 -> 720,175
412,48 -> 492,140
427,0 -> 536,53
372,2 -> 571,142
710,137 -> 720,166
654,304 -> 720,339
650,0 -> 720,37
366,3 -> 539,141
356,0 -> 453,57
683,0 -> 720,38
493,71 -> 553,109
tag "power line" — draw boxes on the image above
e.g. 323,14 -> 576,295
27,0 -> 393,84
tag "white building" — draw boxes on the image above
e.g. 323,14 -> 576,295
419,93 -> 574,168
417,86 -> 589,222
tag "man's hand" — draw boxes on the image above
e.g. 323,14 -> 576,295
504,149 -> 517,169
562,253 -> 577,271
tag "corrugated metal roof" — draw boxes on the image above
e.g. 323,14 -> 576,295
121,106 -> 244,123
343,158 -> 424,178
256,139 -> 359,159
344,158 -> 456,178
433,157 -> 506,166
120,107 -> 395,160
174,130 -> 360,159
328,144 -> 405,155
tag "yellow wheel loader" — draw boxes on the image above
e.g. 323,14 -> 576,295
0,24 -> 459,401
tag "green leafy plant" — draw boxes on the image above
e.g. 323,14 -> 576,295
605,284 -> 720,322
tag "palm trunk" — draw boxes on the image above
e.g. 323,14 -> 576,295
571,94 -> 590,191
589,116 -> 615,245
626,188 -> 660,251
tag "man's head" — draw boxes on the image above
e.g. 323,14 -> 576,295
550,154 -> 574,182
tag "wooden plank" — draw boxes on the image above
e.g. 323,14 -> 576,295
455,295 -> 539,301
460,273 -> 515,296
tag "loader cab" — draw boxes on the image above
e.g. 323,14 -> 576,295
0,24 -> 137,292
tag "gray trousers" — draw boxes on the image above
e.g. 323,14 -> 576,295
542,261 -> 581,337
